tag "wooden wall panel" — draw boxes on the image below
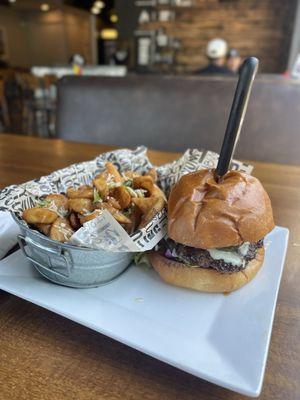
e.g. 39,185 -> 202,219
138,0 -> 297,73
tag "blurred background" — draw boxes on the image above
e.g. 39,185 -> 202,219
0,0 -> 300,164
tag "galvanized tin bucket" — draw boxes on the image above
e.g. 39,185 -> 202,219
13,215 -> 134,288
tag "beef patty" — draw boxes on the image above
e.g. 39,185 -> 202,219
160,238 -> 264,273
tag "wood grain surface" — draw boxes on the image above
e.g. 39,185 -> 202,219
0,133 -> 299,400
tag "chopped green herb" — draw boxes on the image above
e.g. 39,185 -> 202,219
93,189 -> 102,204
123,206 -> 134,217
57,206 -> 68,217
123,179 -> 133,187
37,199 -> 51,208
134,253 -> 152,269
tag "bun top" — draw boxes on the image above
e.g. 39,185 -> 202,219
168,169 -> 274,249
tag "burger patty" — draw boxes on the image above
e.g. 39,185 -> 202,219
161,238 -> 264,273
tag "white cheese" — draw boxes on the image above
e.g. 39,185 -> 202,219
238,242 -> 250,256
207,249 -> 243,267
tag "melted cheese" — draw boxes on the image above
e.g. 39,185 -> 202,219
208,248 -> 243,266
207,242 -> 251,266
238,242 -> 250,256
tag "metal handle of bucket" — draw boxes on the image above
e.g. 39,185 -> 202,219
17,234 -> 71,278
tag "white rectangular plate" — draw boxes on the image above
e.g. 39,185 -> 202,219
0,226 -> 289,397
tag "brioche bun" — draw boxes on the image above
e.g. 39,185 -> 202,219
148,247 -> 264,293
168,169 -> 274,249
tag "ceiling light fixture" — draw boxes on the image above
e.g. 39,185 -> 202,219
8,0 -> 16,3
40,3 -> 50,11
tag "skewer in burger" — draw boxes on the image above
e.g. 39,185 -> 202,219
148,169 -> 274,292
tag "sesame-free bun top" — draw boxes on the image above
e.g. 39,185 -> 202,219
168,169 -> 274,249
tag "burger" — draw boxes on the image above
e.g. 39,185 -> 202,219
148,169 -> 274,293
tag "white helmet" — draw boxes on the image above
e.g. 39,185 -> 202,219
206,39 -> 228,59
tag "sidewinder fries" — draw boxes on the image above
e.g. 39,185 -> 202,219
22,162 -> 166,243
68,198 -> 93,215
23,207 -> 58,224
50,217 -> 74,242
45,194 -> 69,212
69,212 -> 81,230
138,197 -> 165,228
107,196 -> 121,210
35,223 -> 52,236
93,176 -> 109,199
79,209 -> 103,224
106,162 -> 122,182
148,168 -> 158,182
112,186 -> 131,209
66,185 -> 94,199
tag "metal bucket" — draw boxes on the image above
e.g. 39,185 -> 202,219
13,215 -> 134,288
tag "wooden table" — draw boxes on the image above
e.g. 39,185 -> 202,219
0,133 -> 299,400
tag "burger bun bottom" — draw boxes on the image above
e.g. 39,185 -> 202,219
148,248 -> 265,293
